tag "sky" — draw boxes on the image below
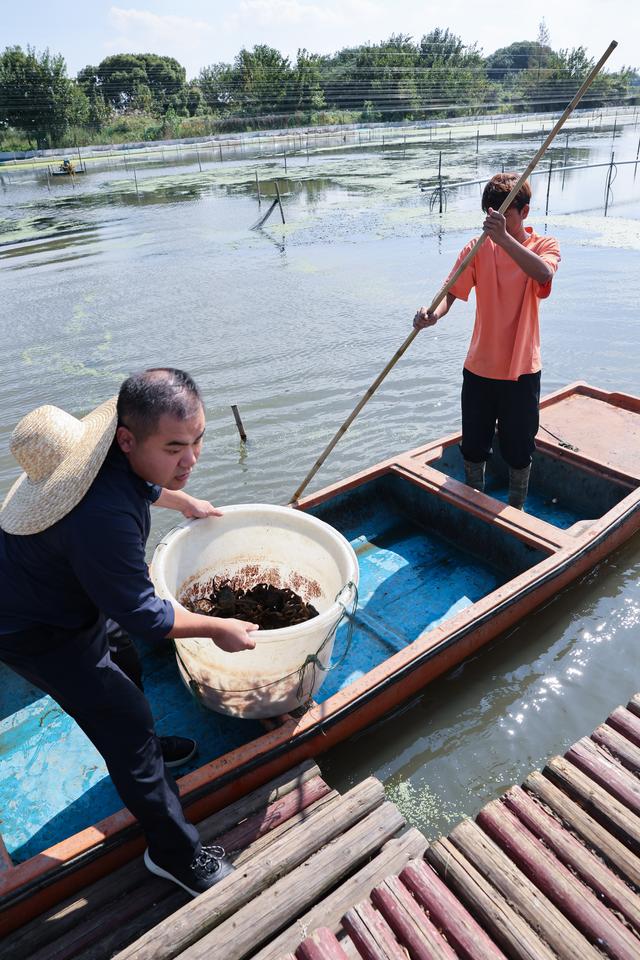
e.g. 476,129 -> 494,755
2,1 -> 638,78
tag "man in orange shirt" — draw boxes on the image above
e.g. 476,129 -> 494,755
413,173 -> 561,509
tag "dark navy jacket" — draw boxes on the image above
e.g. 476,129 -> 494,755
0,445 -> 175,642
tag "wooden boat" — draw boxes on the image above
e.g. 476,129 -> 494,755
1,381 -> 639,934
50,162 -> 87,176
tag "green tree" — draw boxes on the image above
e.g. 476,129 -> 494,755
77,54 -> 186,114
233,45 -> 292,117
291,49 -> 325,112
485,40 -> 552,82
198,63 -> 236,113
0,45 -> 76,147
416,29 -> 489,117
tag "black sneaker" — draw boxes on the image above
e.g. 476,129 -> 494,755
144,844 -> 235,897
159,735 -> 197,768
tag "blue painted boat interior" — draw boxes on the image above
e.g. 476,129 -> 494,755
2,453 -> 627,865
429,443 -> 630,529
0,644 -> 264,863
309,472 -> 547,703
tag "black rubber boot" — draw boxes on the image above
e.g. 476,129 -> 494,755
463,459 -> 486,493
508,464 -> 531,510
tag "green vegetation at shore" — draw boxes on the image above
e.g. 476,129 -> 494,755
0,23 -> 637,151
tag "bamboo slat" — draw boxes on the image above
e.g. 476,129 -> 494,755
544,756 -> 640,853
113,777 -> 385,960
426,837 -> 557,960
342,900 -> 407,960
253,829 -> 426,960
296,928 -> 350,960
449,819 -> 601,959
477,799 -> 640,958
505,785 -> 640,928
176,801 -> 405,960
591,724 -> 640,775
627,694 -> 640,719
566,738 -> 640,814
371,875 -> 457,960
524,770 -> 640,889
400,858 -> 507,960
606,707 -> 640,749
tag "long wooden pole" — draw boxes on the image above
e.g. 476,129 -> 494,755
289,40 -> 617,504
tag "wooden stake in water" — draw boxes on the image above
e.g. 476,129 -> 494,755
438,151 -> 443,214
255,170 -> 262,206
231,405 -> 247,441
604,151 -> 615,216
275,181 -> 285,224
283,151 -> 287,173
133,165 -> 139,199
634,136 -> 640,180
476,129 -> 479,153
562,132 -> 569,188
196,146 -> 202,172
289,39 -> 618,504
545,158 -> 553,215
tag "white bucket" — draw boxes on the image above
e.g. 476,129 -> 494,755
150,504 -> 359,719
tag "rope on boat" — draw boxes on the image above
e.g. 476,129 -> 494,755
539,424 -> 579,451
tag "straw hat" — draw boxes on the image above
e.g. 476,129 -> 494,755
0,396 -> 118,535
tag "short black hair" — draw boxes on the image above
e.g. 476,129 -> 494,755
481,172 -> 531,213
117,368 -> 203,439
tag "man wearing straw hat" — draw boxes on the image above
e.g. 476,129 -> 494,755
0,368 -> 258,897
414,172 -> 561,509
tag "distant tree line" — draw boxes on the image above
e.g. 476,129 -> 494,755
0,25 -> 637,150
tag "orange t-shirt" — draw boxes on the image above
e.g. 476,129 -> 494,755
446,226 -> 561,381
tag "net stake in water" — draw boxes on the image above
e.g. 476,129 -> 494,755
231,404 -> 247,441
289,39 -> 618,504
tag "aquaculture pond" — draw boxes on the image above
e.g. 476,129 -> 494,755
1,110 -> 639,854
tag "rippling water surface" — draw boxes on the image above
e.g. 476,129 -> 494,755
2,115 -> 639,837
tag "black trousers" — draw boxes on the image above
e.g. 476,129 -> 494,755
460,367 -> 541,470
0,616 -> 199,869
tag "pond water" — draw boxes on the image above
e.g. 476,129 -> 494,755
1,112 -> 639,842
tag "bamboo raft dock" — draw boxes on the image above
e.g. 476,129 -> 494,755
4,693 -> 640,959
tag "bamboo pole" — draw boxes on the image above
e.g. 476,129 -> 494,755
289,40 -> 618,504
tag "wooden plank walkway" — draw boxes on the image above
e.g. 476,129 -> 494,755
3,695 -> 640,959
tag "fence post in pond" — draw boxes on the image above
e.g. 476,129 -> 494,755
438,151 -> 443,215
196,146 -> 202,172
545,157 -> 553,215
476,129 -> 479,153
133,165 -> 139,199
562,131 -> 569,188
612,115 -> 617,140
219,143 -> 223,162
231,405 -> 247,442
46,167 -> 51,192
634,136 -> 640,180
255,170 -> 262,206
275,181 -> 285,224
283,150 -> 287,173
604,151 -> 615,216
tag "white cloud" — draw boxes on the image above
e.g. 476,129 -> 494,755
105,7 -> 217,72
232,0 -> 383,29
